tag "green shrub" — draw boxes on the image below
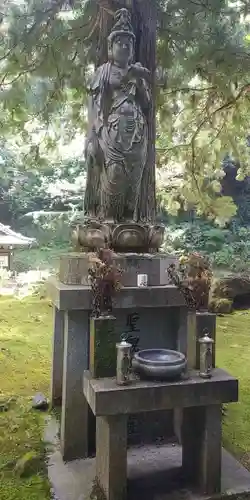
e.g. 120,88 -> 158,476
12,212 -> 74,272
163,219 -> 250,273
209,298 -> 233,314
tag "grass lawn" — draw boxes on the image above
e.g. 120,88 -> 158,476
1,295 -> 250,499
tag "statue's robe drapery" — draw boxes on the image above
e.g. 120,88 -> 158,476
84,62 -> 149,222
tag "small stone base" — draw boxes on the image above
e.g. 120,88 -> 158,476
59,252 -> 177,287
47,443 -> 250,500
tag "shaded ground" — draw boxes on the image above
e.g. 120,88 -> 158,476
1,296 -> 250,499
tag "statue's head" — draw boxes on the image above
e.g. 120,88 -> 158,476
108,8 -> 135,66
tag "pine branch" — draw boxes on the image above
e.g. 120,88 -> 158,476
0,49 -> 50,87
192,83 -> 250,144
164,86 -> 217,94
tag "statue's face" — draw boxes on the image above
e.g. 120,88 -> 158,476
112,34 -> 133,66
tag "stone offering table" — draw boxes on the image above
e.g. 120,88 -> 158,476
83,369 -> 238,500
48,276 -> 197,461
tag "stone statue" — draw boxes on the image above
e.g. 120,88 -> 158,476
84,8 -> 151,223
73,8 -> 164,253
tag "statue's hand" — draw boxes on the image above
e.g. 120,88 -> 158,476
128,63 -> 150,82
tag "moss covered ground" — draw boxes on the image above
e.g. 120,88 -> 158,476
216,311 -> 250,468
0,295 -> 250,499
0,296 -> 52,500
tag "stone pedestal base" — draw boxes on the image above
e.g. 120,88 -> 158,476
59,252 -> 177,287
72,220 -> 165,253
84,369 -> 238,500
47,441 -> 250,500
48,277 -> 187,460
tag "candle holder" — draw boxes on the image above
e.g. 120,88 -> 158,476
116,340 -> 132,386
198,329 -> 214,379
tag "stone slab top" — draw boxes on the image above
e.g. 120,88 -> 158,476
47,276 -> 186,310
60,251 -> 176,260
83,368 -> 238,416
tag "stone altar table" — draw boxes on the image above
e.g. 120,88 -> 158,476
48,276 -> 196,461
83,369 -> 238,500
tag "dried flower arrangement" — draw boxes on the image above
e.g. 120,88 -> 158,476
167,252 -> 213,311
88,248 -> 123,317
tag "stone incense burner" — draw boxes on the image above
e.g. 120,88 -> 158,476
132,348 -> 187,381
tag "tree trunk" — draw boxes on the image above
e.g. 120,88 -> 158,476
131,0 -> 157,222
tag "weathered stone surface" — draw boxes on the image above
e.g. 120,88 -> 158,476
128,411 -> 174,446
59,252 -> 177,287
47,444 -> 250,500
182,405 -> 222,494
177,310 -> 197,372
117,253 -> 177,287
32,393 -> 49,411
61,310 -> 94,461
59,253 -> 92,286
83,368 -> 238,417
51,308 -> 64,407
72,222 -> 165,254
96,415 -> 127,500
89,316 -> 117,379
174,311 -> 216,445
47,277 -> 186,311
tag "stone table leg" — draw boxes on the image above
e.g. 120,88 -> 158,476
51,307 -> 64,407
174,309 -> 197,445
61,310 -> 94,461
182,405 -> 222,495
96,415 -> 128,500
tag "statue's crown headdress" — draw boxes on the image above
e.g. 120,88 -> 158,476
108,8 -> 135,44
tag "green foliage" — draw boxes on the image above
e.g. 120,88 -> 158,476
19,212 -> 73,245
164,219 -> 250,272
0,139 -> 85,223
13,213 -> 73,272
13,245 -> 68,273
0,0 -> 249,220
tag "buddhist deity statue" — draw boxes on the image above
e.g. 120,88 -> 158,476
84,8 -> 151,223
74,8 -> 164,253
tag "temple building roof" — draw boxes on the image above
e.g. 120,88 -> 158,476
0,223 -> 36,247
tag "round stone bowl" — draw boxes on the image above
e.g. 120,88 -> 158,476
132,349 -> 187,381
